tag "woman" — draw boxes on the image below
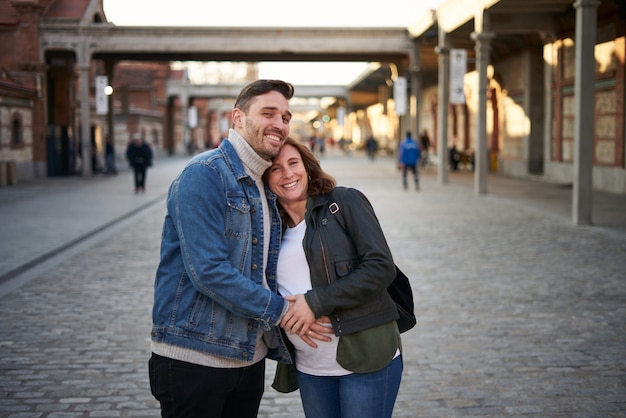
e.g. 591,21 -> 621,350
264,137 -> 403,418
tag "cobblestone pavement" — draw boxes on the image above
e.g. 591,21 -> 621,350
0,151 -> 624,417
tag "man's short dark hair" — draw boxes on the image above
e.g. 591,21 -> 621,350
234,80 -> 295,113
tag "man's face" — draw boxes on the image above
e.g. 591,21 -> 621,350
232,91 -> 292,160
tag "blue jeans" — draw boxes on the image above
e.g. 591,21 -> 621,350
297,355 -> 403,418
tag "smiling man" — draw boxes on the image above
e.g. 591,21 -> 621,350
149,80 -> 296,418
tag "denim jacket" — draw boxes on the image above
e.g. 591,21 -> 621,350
151,139 -> 290,363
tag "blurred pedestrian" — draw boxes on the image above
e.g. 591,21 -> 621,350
125,133 -> 152,193
104,134 -> 117,175
90,137 -> 100,174
398,131 -> 421,190
317,137 -> 326,158
449,143 -> 461,171
365,135 -> 378,161
309,136 -> 317,154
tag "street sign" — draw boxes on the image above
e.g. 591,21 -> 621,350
394,76 -> 407,115
95,76 -> 108,115
450,49 -> 467,104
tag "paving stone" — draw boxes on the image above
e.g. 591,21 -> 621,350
0,152 -> 624,416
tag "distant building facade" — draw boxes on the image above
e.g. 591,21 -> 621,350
1,0 -> 624,196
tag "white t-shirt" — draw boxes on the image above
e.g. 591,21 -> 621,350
277,220 -> 351,376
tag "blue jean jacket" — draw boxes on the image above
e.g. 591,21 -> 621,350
151,139 -> 290,363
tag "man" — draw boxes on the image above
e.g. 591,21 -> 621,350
125,133 -> 152,193
398,131 -> 421,190
149,80 -> 295,417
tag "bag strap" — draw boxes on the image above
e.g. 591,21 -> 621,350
327,188 -> 347,228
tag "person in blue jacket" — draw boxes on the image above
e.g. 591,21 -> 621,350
398,131 -> 421,190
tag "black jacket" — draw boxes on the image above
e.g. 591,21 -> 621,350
302,186 -> 399,336
125,141 -> 153,168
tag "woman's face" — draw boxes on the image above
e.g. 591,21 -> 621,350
267,144 -> 309,205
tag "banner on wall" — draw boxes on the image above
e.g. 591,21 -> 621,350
450,49 -> 467,104
95,76 -> 108,115
393,77 -> 407,116
188,106 -> 198,128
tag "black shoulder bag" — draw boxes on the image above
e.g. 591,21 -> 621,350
328,189 -> 417,333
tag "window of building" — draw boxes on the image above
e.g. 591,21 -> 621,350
11,112 -> 24,149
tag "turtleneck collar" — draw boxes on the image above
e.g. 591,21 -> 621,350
229,129 -> 271,179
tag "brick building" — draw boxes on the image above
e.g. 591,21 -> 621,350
0,0 -> 174,181
1,0 -> 624,199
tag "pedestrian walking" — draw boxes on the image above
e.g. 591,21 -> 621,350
265,137 -> 403,418
366,135 -> 378,161
125,133 -> 152,193
449,143 -> 461,171
148,79 -> 297,418
104,134 -> 117,175
398,131 -> 421,190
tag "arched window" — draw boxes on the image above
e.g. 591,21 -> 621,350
11,112 -> 23,149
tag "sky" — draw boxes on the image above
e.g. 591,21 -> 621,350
103,0 -> 444,85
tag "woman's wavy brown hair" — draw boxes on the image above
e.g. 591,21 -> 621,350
264,137 -> 336,198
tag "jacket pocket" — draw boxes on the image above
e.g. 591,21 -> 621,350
225,193 -> 251,241
336,321 -> 400,373
332,258 -> 358,279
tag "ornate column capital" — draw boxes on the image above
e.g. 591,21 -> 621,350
470,32 -> 496,42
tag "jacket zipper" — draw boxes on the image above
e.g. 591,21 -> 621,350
319,222 -> 342,333
319,228 -> 331,284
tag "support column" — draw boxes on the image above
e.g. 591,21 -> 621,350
411,71 -> 421,138
435,28 -> 450,185
470,31 -> 495,195
180,69 -> 190,154
343,97 -> 352,145
78,64 -> 91,177
409,40 -> 421,137
572,0 -> 599,225
526,49 -> 545,174
104,60 -> 116,148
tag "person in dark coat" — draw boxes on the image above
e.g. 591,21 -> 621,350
449,143 -> 461,171
365,135 -> 378,161
125,133 -> 153,193
104,134 -> 117,175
